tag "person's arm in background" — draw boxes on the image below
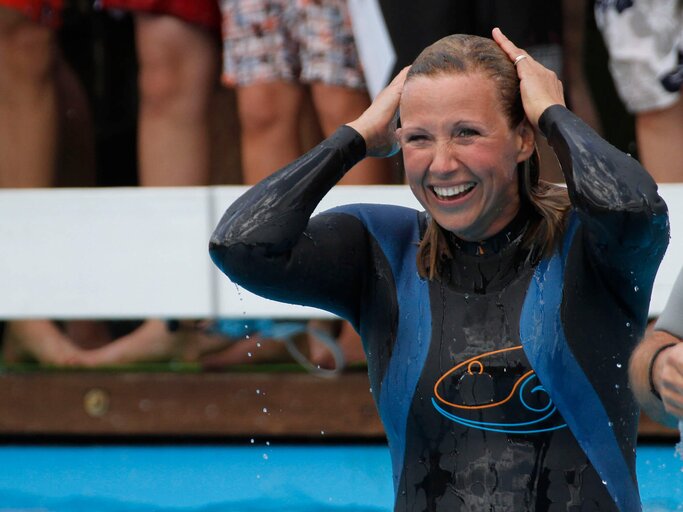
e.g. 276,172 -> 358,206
630,269 -> 683,428
561,0 -> 602,133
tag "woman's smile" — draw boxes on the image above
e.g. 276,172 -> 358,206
431,182 -> 477,202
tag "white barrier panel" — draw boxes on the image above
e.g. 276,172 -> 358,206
0,188 -> 214,319
0,185 -> 680,319
651,184 -> 683,316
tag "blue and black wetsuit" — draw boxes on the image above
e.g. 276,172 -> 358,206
209,105 -> 669,511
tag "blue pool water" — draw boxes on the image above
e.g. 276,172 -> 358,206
0,444 -> 680,511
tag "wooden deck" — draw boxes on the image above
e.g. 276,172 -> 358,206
0,370 -> 677,440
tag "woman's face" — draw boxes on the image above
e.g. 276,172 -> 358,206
398,72 -> 534,241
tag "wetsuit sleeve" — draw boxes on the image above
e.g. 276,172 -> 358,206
655,267 -> 683,338
209,126 -> 370,325
539,105 -> 669,312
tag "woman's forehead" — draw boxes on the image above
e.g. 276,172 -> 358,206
400,72 -> 501,116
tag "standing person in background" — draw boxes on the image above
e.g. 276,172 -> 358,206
2,1 -> 227,366
213,0 -> 393,370
0,1 -> 98,364
70,0 -> 224,365
630,267 -> 683,428
594,0 -> 683,183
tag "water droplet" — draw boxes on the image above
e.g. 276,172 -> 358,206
608,421 -> 613,427
256,342 -> 261,348
625,322 -> 630,327
245,334 -> 250,340
634,285 -> 639,292
616,363 -> 622,368
256,474 -> 261,479
266,441 -> 270,446
263,453 -> 269,460
262,407 -> 268,413
602,480 -> 607,486
321,430 -> 325,436
615,384 -> 620,390
247,352 -> 253,357
256,389 -> 261,395
250,438 -> 255,444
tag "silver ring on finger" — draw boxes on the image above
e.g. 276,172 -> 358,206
513,54 -> 528,66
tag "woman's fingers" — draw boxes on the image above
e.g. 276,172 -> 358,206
492,27 -> 565,129
347,66 -> 410,158
492,27 -> 526,63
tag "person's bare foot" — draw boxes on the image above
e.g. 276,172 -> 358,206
2,319 -> 86,366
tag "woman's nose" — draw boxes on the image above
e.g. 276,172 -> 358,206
428,141 -> 458,175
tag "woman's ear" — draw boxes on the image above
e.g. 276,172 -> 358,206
515,119 -> 536,163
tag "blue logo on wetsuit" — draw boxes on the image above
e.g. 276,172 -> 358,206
432,346 -> 567,434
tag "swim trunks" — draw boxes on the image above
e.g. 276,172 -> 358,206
0,0 -> 63,27
595,0 -> 683,113
221,0 -> 365,89
99,0 -> 221,31
210,105 -> 669,510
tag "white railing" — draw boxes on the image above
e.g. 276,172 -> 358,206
1,184 -> 681,319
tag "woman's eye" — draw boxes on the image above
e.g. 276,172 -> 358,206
405,134 -> 428,143
456,128 -> 479,137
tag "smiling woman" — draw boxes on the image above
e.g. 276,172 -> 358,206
209,30 -> 670,512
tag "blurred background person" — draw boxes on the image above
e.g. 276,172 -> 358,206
594,0 -> 683,183
206,0 -> 395,371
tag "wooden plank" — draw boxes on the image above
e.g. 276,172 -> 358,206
0,371 -> 383,438
0,371 -> 677,440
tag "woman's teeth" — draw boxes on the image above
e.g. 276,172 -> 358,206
433,183 -> 475,200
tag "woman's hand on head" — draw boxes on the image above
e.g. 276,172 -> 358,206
346,66 -> 410,158
492,28 -> 565,130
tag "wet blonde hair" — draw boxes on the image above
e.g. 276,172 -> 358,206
408,34 -> 571,280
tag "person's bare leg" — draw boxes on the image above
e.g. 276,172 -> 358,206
80,15 -> 219,367
0,10 -> 89,366
237,81 -> 305,184
636,97 -> 683,183
311,82 -> 393,185
135,13 -> 218,186
0,8 -> 57,187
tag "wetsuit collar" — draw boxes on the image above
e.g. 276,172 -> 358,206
448,200 -> 533,256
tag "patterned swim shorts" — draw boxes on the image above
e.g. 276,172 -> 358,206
595,0 -> 683,113
221,0 -> 365,89
0,0 -> 63,27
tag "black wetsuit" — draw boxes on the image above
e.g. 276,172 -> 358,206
210,106 -> 669,511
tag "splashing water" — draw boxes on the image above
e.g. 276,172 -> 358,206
677,420 -> 683,461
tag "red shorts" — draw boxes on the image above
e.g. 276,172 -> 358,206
0,0 -> 63,27
99,0 -> 221,31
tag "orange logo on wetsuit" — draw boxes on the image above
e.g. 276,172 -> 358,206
432,346 -> 567,434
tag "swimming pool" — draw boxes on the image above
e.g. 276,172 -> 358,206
0,444 -> 680,511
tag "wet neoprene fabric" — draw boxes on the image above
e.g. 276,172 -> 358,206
210,105 -> 669,511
